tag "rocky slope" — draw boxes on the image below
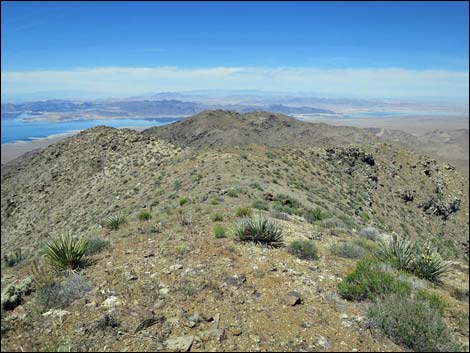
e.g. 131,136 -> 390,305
1,111 -> 469,351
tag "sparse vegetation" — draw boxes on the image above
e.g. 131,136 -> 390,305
84,236 -> 111,256
214,224 -> 226,238
288,240 -> 319,260
3,249 -> 24,268
227,188 -> 239,197
35,273 -> 91,310
331,241 -> 367,258
338,258 -> 411,301
137,210 -> 152,221
368,294 -> 462,352
304,207 -> 328,223
210,212 -> 224,222
179,197 -> 189,206
43,233 -> 89,271
253,199 -> 269,211
236,207 -> 253,217
235,216 -> 283,246
104,214 -> 128,230
360,226 -> 380,241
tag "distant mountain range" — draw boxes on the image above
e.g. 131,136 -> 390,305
1,98 -> 336,121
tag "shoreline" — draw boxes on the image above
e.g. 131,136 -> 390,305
1,126 -> 151,165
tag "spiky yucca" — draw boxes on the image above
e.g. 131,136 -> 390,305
104,214 -> 128,230
412,243 -> 450,283
44,233 -> 89,271
376,233 -> 415,271
235,216 -> 283,246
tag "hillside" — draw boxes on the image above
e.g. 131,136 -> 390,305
1,111 -> 469,352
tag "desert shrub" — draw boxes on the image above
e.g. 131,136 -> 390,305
227,188 -> 239,197
415,290 -> 447,316
270,210 -> 290,221
177,211 -> 193,226
235,216 -> 283,246
338,259 -> 411,301
213,224 -> 226,238
288,240 -> 319,260
44,233 -> 89,271
331,241 -> 367,259
179,197 -> 189,206
3,249 -> 24,268
352,238 -> 378,252
304,207 -> 328,223
210,212 -> 224,222
368,294 -> 462,352
104,214 -> 128,230
235,207 -> 252,217
376,233 -> 415,271
320,217 -> 345,229
253,199 -> 269,211
412,243 -> 450,283
359,227 -> 380,241
137,211 -> 152,221
36,274 -> 91,310
85,236 -> 111,256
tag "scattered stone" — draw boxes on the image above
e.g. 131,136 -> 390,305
199,328 -> 225,342
286,291 -> 302,306
170,264 -> 184,271
316,335 -> 330,349
301,321 -> 314,328
164,335 -> 194,352
93,314 -> 120,332
42,309 -> 70,319
223,275 -> 246,288
102,296 -> 122,309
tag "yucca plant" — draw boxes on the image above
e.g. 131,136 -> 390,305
44,233 -> 89,272
104,214 -> 128,230
376,233 -> 415,271
235,215 -> 283,246
411,242 -> 450,283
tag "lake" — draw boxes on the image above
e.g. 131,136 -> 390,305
0,115 -> 183,144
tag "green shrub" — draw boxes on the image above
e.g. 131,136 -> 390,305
44,233 -> 89,271
179,197 -> 189,206
304,207 -> 328,223
416,290 -> 447,316
412,243 -> 450,283
211,212 -> 224,222
376,233 -> 415,271
85,236 -> 111,256
368,294 -> 462,352
227,189 -> 239,197
288,240 -> 319,260
236,207 -> 253,217
253,199 -> 269,211
331,241 -> 367,259
36,274 -> 91,310
352,238 -> 378,252
3,249 -> 24,268
213,224 -> 226,238
235,216 -> 283,247
137,211 -> 152,221
104,214 -> 128,230
338,259 -> 411,301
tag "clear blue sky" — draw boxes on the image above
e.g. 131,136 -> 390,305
1,1 -> 469,100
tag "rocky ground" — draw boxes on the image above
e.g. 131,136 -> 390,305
1,111 -> 469,351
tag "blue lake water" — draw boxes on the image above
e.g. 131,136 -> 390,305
1,115 -> 183,144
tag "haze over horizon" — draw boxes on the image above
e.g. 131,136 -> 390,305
1,1 -> 469,103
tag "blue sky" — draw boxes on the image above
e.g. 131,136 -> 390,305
1,1 -> 469,100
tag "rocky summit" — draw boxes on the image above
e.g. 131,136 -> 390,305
1,110 -> 469,352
